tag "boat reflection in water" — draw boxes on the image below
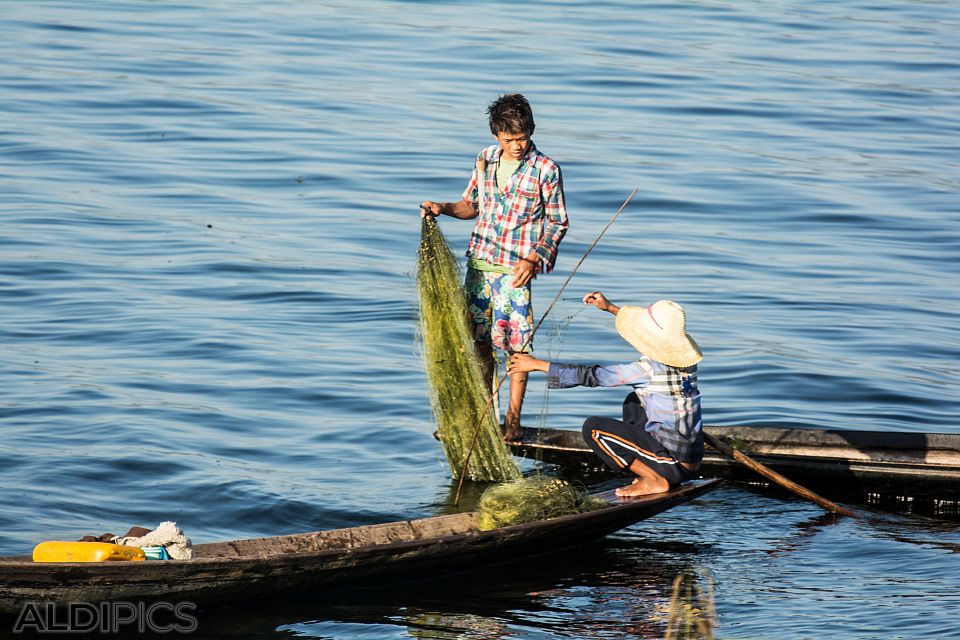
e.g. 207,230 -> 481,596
201,537 -> 719,640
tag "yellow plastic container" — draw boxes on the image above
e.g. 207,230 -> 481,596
32,541 -> 146,563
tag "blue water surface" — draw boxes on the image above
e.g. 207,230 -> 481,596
1,1 -> 959,638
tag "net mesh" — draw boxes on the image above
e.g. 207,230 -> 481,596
476,476 -> 608,530
417,216 -> 520,482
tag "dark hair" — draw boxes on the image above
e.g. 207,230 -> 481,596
487,93 -> 535,136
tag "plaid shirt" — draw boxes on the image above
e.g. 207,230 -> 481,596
462,143 -> 568,273
547,357 -> 703,463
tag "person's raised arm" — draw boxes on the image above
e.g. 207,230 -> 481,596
582,291 -> 620,316
420,199 -> 478,220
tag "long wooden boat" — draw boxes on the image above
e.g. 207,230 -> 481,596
510,425 -> 960,510
0,479 -> 721,614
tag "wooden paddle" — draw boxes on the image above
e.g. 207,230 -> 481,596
702,430 -> 858,518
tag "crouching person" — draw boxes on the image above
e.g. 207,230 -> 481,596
507,292 -> 703,497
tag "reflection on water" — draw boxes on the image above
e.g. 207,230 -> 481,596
764,511 -> 840,558
180,488 -> 960,639
664,572 -> 716,640
200,536 -> 707,639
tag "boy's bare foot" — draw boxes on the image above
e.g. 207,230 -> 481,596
502,418 -> 522,442
615,477 -> 670,498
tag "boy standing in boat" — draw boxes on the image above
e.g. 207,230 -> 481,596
507,292 -> 703,497
421,94 -> 569,441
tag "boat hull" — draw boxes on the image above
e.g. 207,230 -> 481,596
0,479 -> 721,613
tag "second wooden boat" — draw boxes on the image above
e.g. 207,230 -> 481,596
509,425 -> 960,511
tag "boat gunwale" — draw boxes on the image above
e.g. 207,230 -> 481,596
514,425 -> 960,464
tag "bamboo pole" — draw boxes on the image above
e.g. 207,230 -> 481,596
702,430 -> 858,518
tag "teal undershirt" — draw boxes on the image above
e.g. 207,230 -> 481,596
497,157 -> 521,190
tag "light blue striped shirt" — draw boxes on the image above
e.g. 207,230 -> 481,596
547,357 -> 703,462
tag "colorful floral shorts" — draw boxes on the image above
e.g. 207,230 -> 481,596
464,268 -> 534,353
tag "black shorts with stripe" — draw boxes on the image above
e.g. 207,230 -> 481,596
581,393 -> 694,487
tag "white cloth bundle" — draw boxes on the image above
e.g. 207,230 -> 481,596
116,521 -> 193,560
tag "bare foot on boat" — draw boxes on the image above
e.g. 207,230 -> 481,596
616,459 -> 672,497
615,477 -> 670,498
502,417 -> 522,442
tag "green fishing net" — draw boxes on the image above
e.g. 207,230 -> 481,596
476,476 -> 609,530
417,216 -> 520,482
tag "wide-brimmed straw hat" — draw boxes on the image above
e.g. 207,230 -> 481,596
614,300 -> 702,368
